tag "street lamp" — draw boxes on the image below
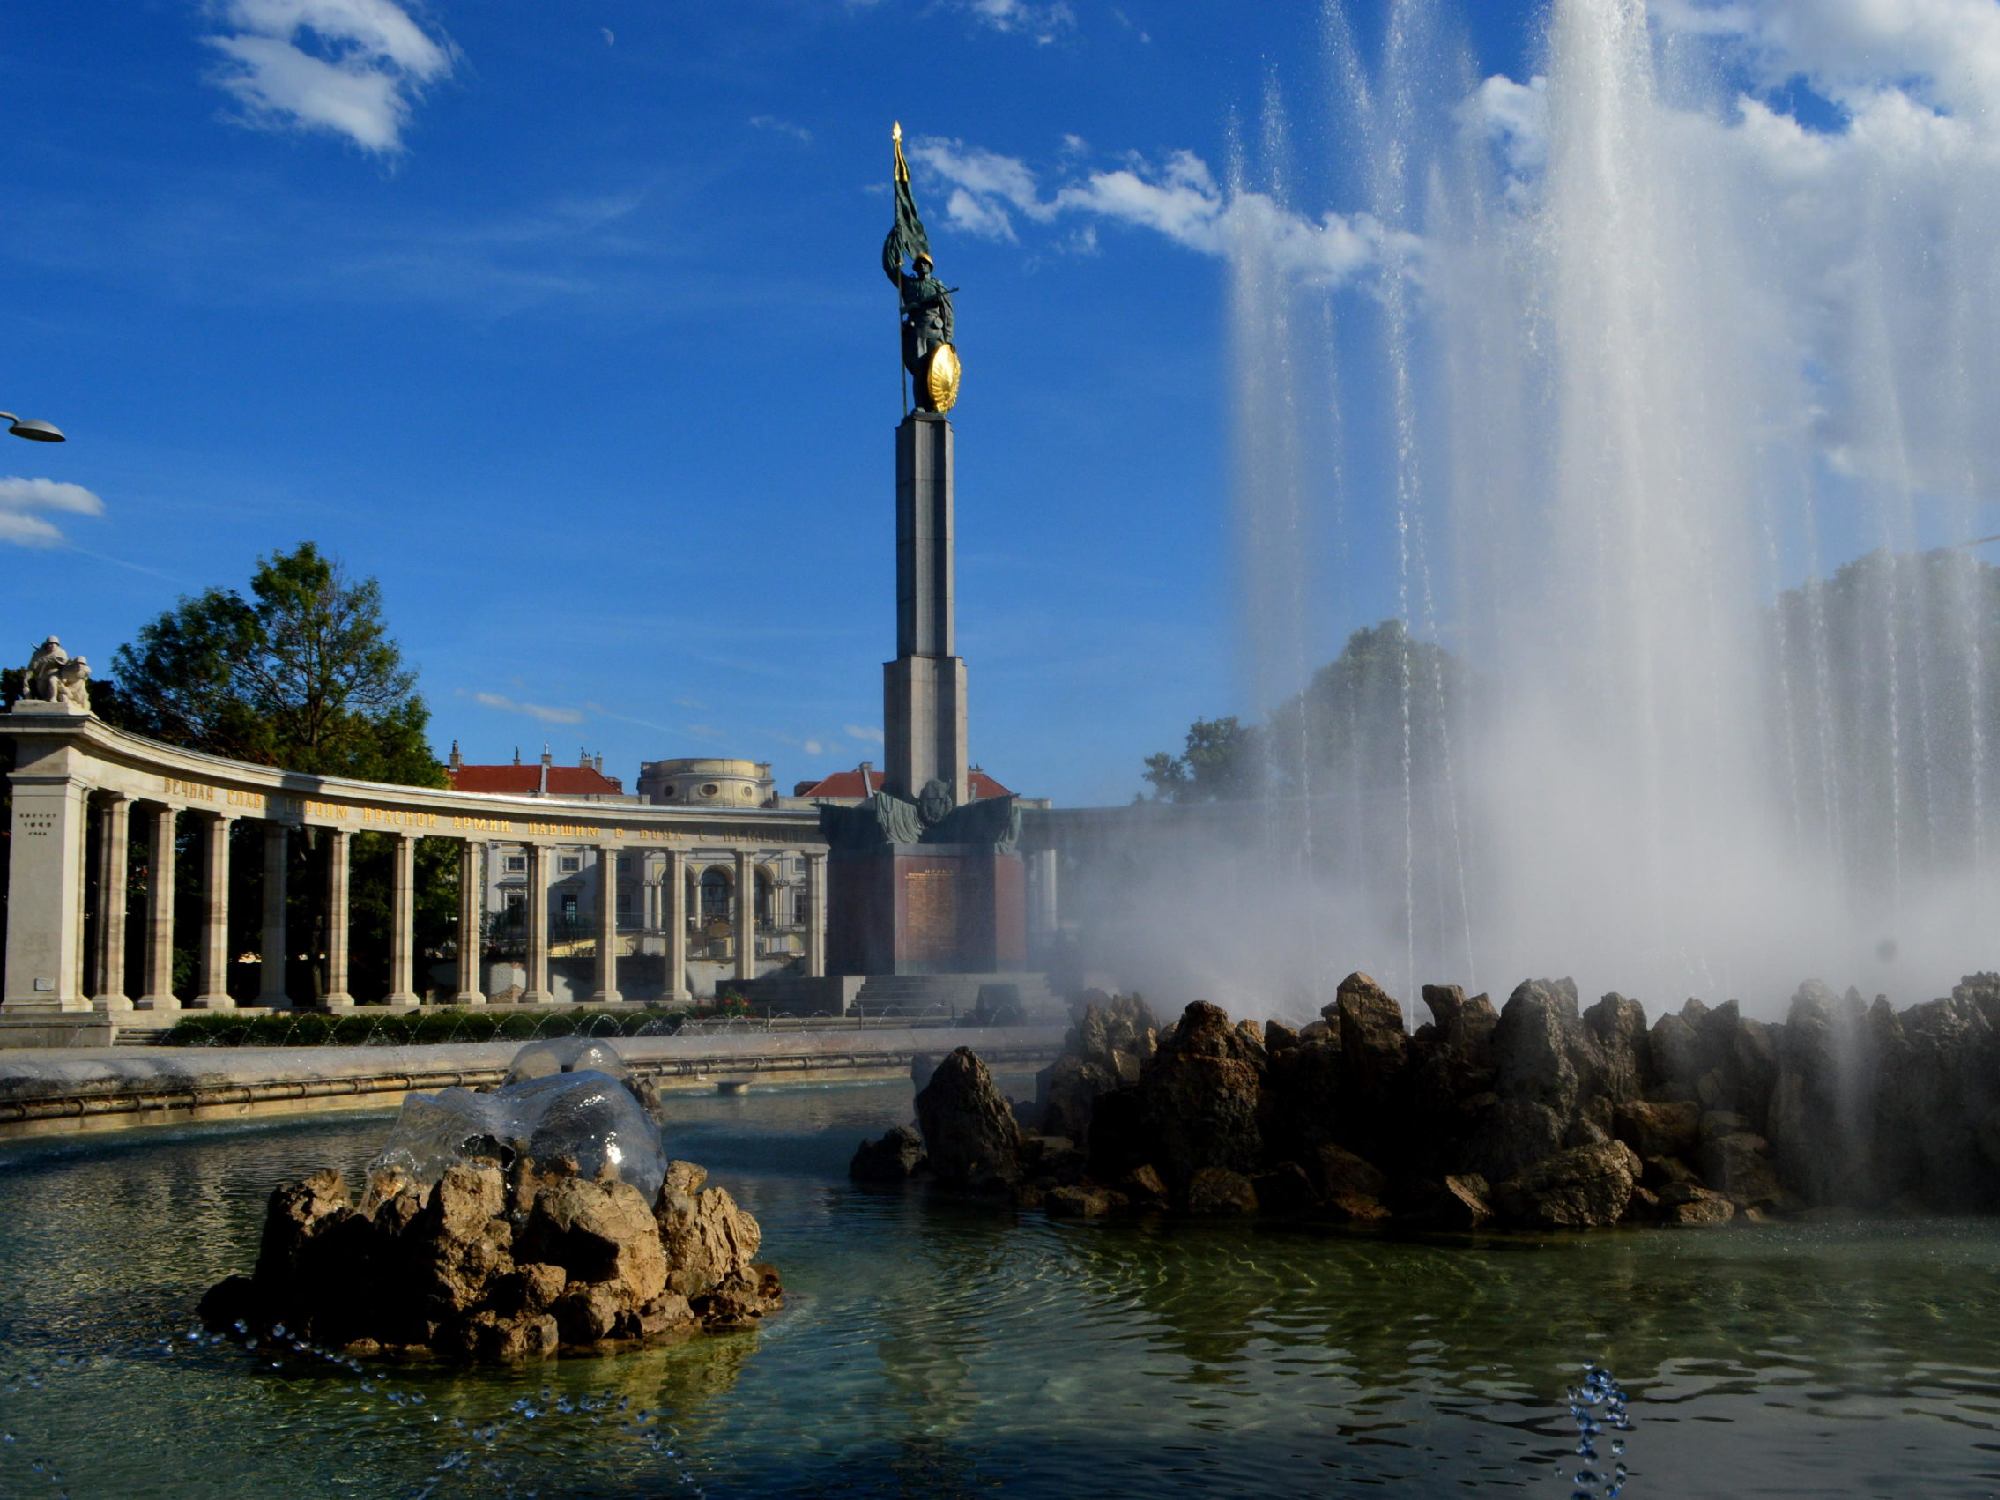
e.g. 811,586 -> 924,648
0,409 -> 64,443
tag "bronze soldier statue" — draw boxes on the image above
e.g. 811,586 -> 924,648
882,122 -> 961,413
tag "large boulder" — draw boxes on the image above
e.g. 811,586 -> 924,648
1579,993 -> 1650,1104
850,1124 -> 927,1183
1035,994 -> 1159,1144
653,1160 -> 762,1299
1492,978 -> 1583,1121
516,1175 -> 669,1310
1767,982 -> 1877,1205
1612,1099 -> 1700,1159
1138,1002 -> 1266,1191
1332,972 -> 1410,1158
915,1047 -> 1024,1189
1492,1142 -> 1638,1229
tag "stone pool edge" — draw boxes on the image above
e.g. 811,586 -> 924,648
0,1025 -> 1065,1140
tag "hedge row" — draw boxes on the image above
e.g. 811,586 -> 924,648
156,1005 -> 731,1048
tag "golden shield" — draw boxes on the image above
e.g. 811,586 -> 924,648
924,343 -> 962,414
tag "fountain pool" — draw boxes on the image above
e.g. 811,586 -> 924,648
3,1082 -> 1999,1496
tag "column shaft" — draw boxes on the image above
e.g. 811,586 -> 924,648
258,823 -> 289,1008
805,851 -> 828,978
522,844 -> 552,1002
324,827 -> 354,1009
189,813 -> 234,1008
95,795 -> 132,1011
455,840 -> 485,1004
386,832 -> 418,1005
664,849 -> 689,1002
592,845 -> 622,1003
734,849 -> 756,983
137,805 -> 179,1010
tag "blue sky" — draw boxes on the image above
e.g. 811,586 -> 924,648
0,1 -> 1557,807
5,1 -> 1993,808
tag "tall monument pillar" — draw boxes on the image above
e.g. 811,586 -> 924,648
883,411 -> 969,806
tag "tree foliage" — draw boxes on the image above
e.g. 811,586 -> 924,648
113,541 -> 442,788
1141,621 -> 1465,803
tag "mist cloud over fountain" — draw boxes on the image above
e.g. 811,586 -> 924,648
1090,0 -> 2000,1017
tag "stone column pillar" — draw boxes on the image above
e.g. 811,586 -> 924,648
522,844 -> 552,1003
189,813 -> 234,1008
324,827 -> 354,1010
643,854 -> 660,932
385,831 -> 418,1006
136,804 -> 179,1011
592,844 -> 622,1003
1032,847 -> 1060,953
805,851 -> 828,978
664,848 -> 690,1002
258,823 -> 290,1009
454,840 -> 485,1004
734,849 -> 756,983
3,770 -> 90,1013
94,794 -> 132,1012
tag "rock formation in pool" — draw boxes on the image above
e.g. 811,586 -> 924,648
201,1050 -> 780,1361
853,972 -> 2000,1229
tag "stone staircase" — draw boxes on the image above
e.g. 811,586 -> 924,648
850,972 -> 1064,1023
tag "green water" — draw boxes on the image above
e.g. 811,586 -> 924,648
2,1082 -> 1998,1497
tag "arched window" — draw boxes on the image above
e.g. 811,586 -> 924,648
699,866 -> 732,924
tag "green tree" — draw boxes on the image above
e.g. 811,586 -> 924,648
1141,621 -> 1465,804
1141,715 -> 1265,803
111,543 -> 452,1001
114,541 -> 440,785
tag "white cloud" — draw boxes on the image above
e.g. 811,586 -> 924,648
963,0 -> 1074,45
803,738 -> 825,756
1658,0 -> 2000,120
0,477 -> 104,547
1464,73 -> 1548,182
844,722 -> 886,744
749,113 -> 814,144
600,26 -> 615,48
913,137 -> 1403,288
472,690 -> 583,725
203,0 -> 454,154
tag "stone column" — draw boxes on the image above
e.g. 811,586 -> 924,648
734,849 -> 756,983
258,823 -> 289,1009
454,840 -> 485,1004
1032,847 -> 1060,954
805,851 -> 828,978
884,412 -> 970,806
136,804 -> 180,1011
94,794 -> 132,1012
385,831 -> 419,1006
643,855 -> 661,932
664,848 -> 690,1002
324,827 -> 354,1010
592,844 -> 622,1003
189,813 -> 234,1008
3,770 -> 90,1013
522,844 -> 552,1003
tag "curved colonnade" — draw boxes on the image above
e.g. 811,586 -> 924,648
1,704 -> 828,1020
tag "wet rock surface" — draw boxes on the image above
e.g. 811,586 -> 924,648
875,970 -> 2000,1233
201,1048 -> 780,1362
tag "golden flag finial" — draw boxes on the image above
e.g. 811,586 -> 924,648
892,120 -> 902,143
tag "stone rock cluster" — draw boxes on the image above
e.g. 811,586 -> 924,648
201,1152 -> 781,1362
854,972 -> 2000,1230
203,1051 -> 780,1362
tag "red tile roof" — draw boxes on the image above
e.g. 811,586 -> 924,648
795,766 -> 1013,800
447,764 -> 625,797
